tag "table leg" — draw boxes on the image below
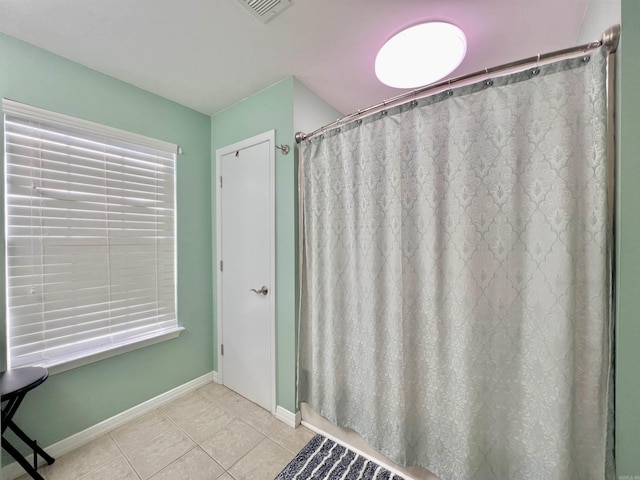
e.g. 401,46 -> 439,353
1,437 -> 45,480
5,420 -> 55,465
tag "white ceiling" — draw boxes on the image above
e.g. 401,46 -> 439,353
0,0 -> 621,117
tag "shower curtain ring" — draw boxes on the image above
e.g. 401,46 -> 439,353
484,68 -> 494,87
531,54 -> 541,76
446,79 -> 453,96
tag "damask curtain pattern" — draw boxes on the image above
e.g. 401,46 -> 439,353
298,47 -> 612,479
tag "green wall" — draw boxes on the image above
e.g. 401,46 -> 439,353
0,33 -> 214,453
211,78 -> 297,412
617,2 -> 640,476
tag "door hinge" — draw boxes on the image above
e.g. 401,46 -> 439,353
219,260 -> 223,272
221,344 -> 224,356
219,176 -> 223,188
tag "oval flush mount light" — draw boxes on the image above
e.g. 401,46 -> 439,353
375,22 -> 467,89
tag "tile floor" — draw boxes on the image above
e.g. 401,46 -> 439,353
17,382 -> 316,480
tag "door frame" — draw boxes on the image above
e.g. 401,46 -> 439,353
215,130 -> 276,413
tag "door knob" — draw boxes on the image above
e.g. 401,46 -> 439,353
250,286 -> 269,296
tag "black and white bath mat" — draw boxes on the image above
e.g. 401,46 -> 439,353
274,434 -> 406,480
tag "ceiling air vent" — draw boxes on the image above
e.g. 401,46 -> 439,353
236,0 -> 291,23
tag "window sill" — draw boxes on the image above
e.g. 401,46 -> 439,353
46,327 -> 185,375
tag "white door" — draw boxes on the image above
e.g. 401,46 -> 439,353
216,131 -> 275,412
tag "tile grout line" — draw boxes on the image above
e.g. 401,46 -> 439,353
159,389 -> 260,476
156,407 -> 202,446
46,435 -> 127,480
108,431 -> 144,480
150,393 -> 263,480
156,389 -> 237,478
109,410 -> 196,480
219,420 -> 267,474
151,404 -> 231,478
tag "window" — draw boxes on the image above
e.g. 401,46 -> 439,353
3,99 -> 181,370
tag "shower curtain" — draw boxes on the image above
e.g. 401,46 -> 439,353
298,47 -> 613,480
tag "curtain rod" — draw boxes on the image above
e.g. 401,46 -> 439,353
295,24 -> 620,144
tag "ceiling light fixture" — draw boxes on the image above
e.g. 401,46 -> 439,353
375,22 -> 467,89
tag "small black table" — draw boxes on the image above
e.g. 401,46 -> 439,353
1,367 -> 55,480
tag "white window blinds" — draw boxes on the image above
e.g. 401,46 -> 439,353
3,99 -> 180,369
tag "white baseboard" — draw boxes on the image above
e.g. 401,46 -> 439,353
2,371 -> 215,480
275,405 -> 301,428
212,370 -> 222,384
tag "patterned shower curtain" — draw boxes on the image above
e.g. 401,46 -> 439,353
298,47 -> 613,480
